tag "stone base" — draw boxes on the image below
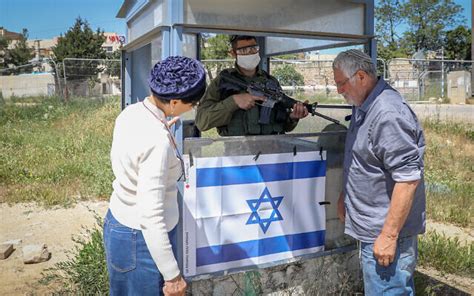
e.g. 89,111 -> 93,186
190,250 -> 362,295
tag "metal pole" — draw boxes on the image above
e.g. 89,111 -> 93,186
62,60 -> 68,100
48,59 -> 63,98
391,57 -> 474,63
441,47 -> 444,98
377,58 -> 387,80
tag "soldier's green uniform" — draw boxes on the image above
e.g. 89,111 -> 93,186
195,67 -> 298,136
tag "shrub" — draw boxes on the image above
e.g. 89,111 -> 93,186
272,64 -> 305,86
418,231 -> 473,278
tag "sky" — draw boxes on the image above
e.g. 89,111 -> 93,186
0,0 -> 471,41
0,0 -> 126,39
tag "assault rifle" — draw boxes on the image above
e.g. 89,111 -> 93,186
220,72 -> 348,125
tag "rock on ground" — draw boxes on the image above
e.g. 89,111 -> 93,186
0,201 -> 109,295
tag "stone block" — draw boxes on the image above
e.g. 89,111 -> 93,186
22,244 -> 51,264
0,243 -> 14,259
2,239 -> 22,247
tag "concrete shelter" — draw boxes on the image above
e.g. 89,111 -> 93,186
116,0 -> 375,293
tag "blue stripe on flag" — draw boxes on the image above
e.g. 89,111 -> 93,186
196,230 -> 325,267
196,160 -> 326,188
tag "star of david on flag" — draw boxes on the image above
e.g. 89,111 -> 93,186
182,151 -> 327,277
246,187 -> 283,233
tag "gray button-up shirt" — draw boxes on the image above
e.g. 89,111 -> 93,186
343,78 -> 426,243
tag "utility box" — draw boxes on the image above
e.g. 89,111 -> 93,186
447,71 -> 471,104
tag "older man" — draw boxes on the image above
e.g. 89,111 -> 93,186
334,49 -> 426,295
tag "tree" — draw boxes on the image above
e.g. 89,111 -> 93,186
271,64 -> 304,86
51,17 -> 106,81
375,0 -> 403,48
0,35 -> 10,70
104,50 -> 121,78
401,0 -> 464,54
444,26 -> 471,60
200,34 -> 232,80
201,34 -> 229,60
375,0 -> 408,60
4,29 -> 34,74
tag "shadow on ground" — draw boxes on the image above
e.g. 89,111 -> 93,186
415,271 -> 470,296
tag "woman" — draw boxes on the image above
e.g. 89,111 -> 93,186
103,56 -> 206,296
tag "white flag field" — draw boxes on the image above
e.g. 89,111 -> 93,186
182,151 -> 327,277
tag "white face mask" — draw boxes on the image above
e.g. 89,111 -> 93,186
236,53 -> 261,70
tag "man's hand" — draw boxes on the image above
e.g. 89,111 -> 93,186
289,101 -> 309,120
163,275 -> 187,296
373,181 -> 418,267
337,192 -> 345,223
373,233 -> 398,267
233,93 -> 265,110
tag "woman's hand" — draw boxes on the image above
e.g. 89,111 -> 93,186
337,191 -> 345,223
167,116 -> 180,127
163,275 -> 187,296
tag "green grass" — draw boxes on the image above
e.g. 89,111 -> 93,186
0,96 -> 467,293
1,97 -> 472,228
418,231 -> 473,278
0,96 -> 119,206
293,92 -> 346,105
423,118 -> 474,141
422,119 -> 474,227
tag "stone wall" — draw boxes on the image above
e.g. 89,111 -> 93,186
0,73 -> 55,98
191,250 -> 362,295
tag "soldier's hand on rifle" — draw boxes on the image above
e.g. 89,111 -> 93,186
233,93 -> 266,110
289,101 -> 309,120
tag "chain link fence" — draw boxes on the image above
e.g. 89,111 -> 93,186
202,58 -> 472,104
0,58 -> 121,100
202,58 -> 384,103
387,58 -> 473,103
201,59 -> 343,105
1,56 -> 472,104
61,58 -> 121,98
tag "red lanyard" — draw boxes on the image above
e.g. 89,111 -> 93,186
142,101 -> 185,181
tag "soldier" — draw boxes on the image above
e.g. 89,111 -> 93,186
195,35 -> 308,136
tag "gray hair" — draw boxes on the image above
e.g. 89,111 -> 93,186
332,49 -> 377,78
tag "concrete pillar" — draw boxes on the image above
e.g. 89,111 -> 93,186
34,40 -> 40,60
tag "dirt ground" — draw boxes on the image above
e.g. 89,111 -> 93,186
0,202 -> 472,295
0,201 -> 109,295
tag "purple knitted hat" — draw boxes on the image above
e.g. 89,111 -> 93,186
149,56 -> 206,101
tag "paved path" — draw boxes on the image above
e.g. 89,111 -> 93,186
291,104 -> 472,134
410,104 -> 474,123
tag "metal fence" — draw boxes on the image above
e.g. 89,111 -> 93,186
387,58 -> 473,102
0,58 -> 121,100
201,58 -> 472,103
61,58 -> 121,98
1,57 -> 472,104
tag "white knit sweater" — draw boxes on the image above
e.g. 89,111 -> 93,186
109,97 -> 181,280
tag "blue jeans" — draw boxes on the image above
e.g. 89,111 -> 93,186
103,210 -> 178,296
360,235 -> 418,296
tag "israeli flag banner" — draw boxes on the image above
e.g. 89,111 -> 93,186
182,151 -> 326,277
